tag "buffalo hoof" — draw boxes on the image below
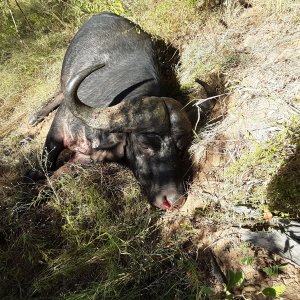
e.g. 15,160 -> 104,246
28,113 -> 44,127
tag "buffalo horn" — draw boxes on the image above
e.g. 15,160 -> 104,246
64,64 -> 170,132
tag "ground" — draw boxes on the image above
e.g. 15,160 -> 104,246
0,0 -> 300,299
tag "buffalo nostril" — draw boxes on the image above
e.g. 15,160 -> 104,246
163,196 -> 172,209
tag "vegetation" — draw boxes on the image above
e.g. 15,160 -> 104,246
226,116 -> 300,219
1,165 -> 206,299
1,0 -> 299,299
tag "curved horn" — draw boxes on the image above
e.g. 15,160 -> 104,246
64,64 -> 169,132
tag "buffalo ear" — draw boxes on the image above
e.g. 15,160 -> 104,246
162,97 -> 192,142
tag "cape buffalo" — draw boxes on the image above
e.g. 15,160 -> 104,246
31,12 -> 192,210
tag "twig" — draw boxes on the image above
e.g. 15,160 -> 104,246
7,0 -> 19,35
15,0 -> 35,32
44,10 -> 68,29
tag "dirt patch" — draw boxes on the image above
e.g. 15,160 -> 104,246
209,227 -> 300,299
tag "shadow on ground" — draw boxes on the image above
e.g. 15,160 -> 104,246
0,164 -> 210,300
267,135 -> 300,220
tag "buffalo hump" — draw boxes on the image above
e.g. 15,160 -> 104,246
61,12 -> 160,108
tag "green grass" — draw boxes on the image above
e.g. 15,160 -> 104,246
225,116 -> 300,219
0,166 -> 206,299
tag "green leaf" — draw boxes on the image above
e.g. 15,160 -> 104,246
263,266 -> 279,277
262,288 -> 276,297
273,285 -> 286,296
201,286 -> 214,295
262,285 -> 286,298
263,265 -> 286,277
226,270 -> 244,290
241,257 -> 255,265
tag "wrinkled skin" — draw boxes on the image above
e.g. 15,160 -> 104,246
43,99 -> 191,209
44,104 -> 126,166
31,12 -> 192,210
126,132 -> 189,208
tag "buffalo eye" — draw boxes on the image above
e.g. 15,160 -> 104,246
136,133 -> 162,152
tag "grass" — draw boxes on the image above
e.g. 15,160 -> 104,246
251,0 -> 300,13
0,165 -> 207,299
126,0 -> 201,42
225,116 -> 300,219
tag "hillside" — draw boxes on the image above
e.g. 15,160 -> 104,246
0,0 -> 299,299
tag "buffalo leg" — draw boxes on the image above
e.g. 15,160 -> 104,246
28,85 -> 64,126
43,127 -> 65,172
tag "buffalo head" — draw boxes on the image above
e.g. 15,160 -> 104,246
65,64 -> 192,209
